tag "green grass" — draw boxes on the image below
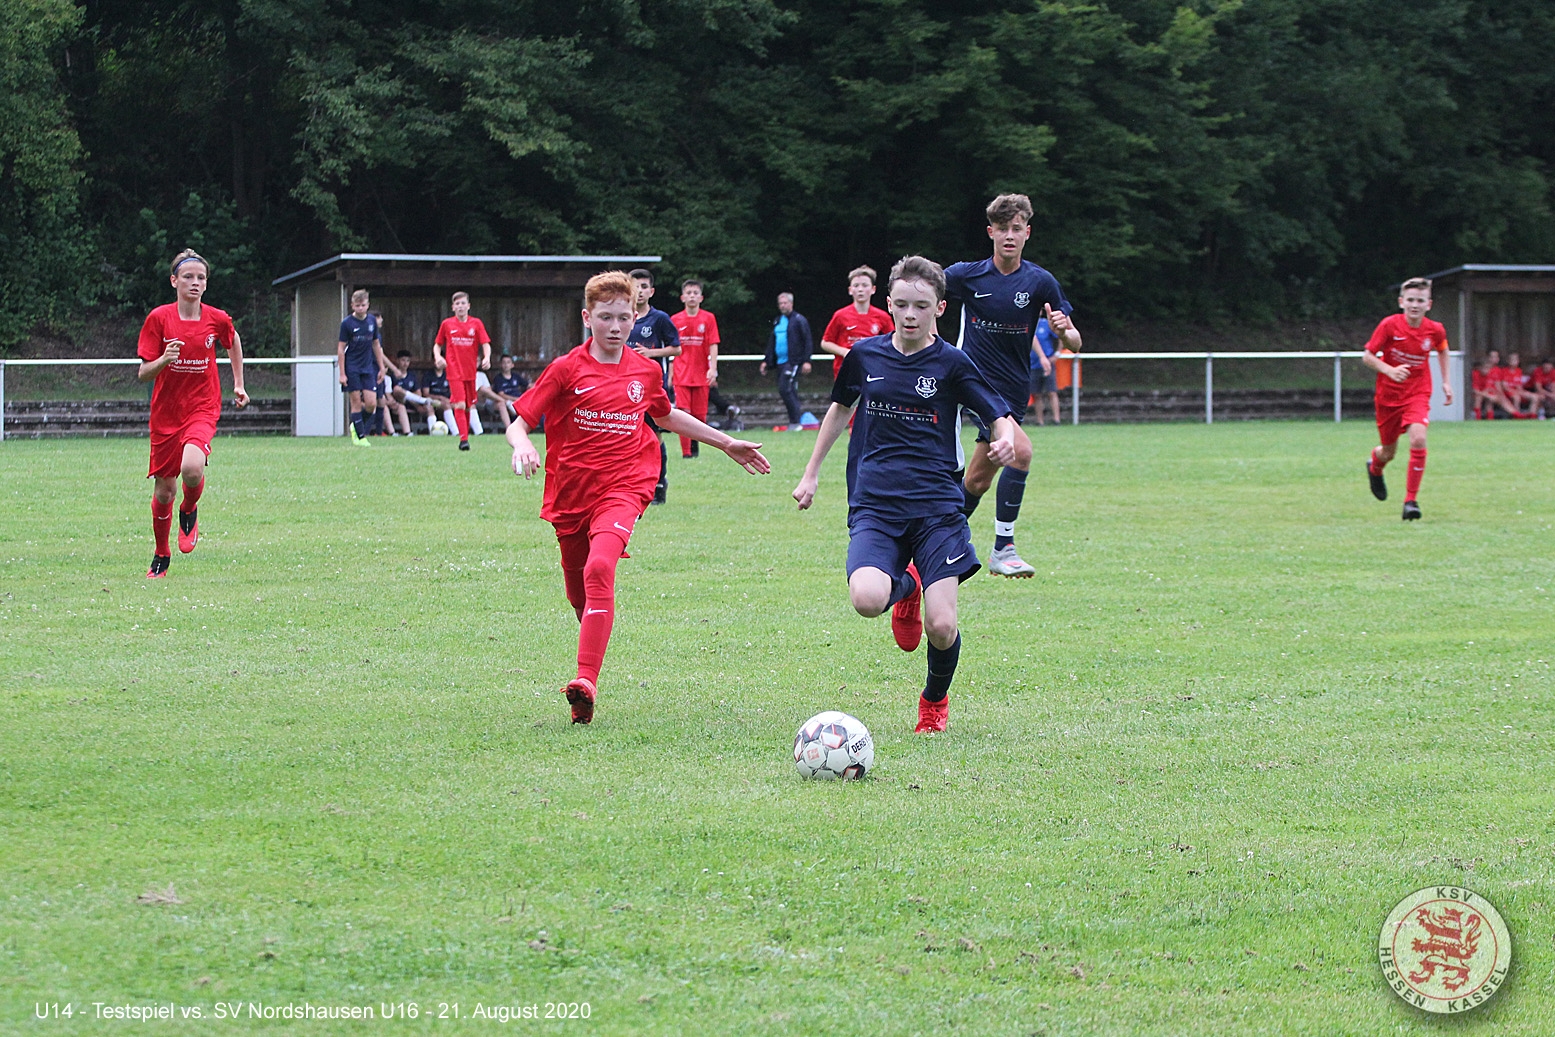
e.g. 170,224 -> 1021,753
2,422 -> 1552,1035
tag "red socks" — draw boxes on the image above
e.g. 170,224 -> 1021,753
556,528 -> 628,685
575,532 -> 626,684
151,499 -> 173,555
454,407 -> 470,440
1369,446 -> 1387,474
1405,448 -> 1426,501
180,478 -> 204,514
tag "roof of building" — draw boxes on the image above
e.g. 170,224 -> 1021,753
273,253 -> 663,288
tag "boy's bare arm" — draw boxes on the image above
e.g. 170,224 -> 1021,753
792,402 -> 853,509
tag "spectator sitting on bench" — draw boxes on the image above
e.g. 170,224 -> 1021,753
425,369 -> 457,432
1532,356 -> 1554,417
1501,352 -> 1539,417
1471,354 -> 1502,420
480,353 -> 531,430
388,350 -> 436,433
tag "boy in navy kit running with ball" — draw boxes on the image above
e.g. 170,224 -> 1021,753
947,193 -> 1080,577
794,256 -> 1017,733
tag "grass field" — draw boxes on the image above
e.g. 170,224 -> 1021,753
2,422 -> 1553,1035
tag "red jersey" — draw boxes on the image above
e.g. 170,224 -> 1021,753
822,305 -> 893,376
435,316 -> 490,380
1364,314 -> 1447,406
1499,365 -> 1528,389
1533,366 -> 1555,388
136,303 -> 236,434
1471,368 -> 1493,393
516,344 -> 673,526
670,308 -> 720,388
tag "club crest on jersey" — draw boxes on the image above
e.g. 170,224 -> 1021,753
205,334 -> 217,348
640,326 -> 653,338
1014,292 -> 1031,309
627,380 -> 644,403
915,376 -> 938,399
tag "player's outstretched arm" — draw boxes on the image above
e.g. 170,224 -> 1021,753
658,409 -> 769,475
1437,349 -> 1454,404
819,339 -> 847,359
792,402 -> 852,510
506,416 -> 541,478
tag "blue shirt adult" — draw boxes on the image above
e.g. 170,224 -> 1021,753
632,307 -> 680,388
831,334 -> 1011,521
338,314 -> 381,372
945,258 -> 1071,417
765,310 -> 813,368
774,316 -> 790,365
1031,317 -> 1058,370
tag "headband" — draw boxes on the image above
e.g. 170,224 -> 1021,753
173,255 -> 207,273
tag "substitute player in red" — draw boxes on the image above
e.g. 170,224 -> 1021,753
433,291 -> 491,450
670,279 -> 720,458
1362,277 -> 1452,520
820,266 -> 893,377
508,271 -> 770,724
136,249 -> 249,578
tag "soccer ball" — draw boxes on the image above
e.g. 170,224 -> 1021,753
793,711 -> 874,780
431,421 -> 449,435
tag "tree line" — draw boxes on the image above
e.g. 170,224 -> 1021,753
5,0 -> 1552,351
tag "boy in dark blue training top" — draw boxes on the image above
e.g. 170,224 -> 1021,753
793,256 -> 1017,734
947,193 -> 1081,577
629,268 -> 682,505
336,289 -> 390,446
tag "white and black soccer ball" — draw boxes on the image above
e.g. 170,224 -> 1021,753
431,421 -> 449,436
794,710 -> 874,780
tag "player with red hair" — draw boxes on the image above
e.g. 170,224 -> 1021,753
508,271 -> 770,724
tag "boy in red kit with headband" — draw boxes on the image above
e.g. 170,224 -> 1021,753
508,271 -> 770,724
136,249 -> 248,578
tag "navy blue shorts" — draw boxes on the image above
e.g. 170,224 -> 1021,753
966,378 -> 1026,442
344,367 -> 379,393
1031,365 -> 1057,395
846,510 -> 981,588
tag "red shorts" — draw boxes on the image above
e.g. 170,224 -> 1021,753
148,419 -> 216,478
1375,395 -> 1430,444
551,493 -> 646,542
449,377 -> 477,407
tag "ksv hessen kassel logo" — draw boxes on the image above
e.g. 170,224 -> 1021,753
627,380 -> 644,404
1378,886 -> 1510,1014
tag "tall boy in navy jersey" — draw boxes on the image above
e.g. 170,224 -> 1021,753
337,289 -> 389,446
629,269 -> 682,505
794,256 -> 1016,734
947,194 -> 1081,577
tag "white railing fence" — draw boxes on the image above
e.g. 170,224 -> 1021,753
1,350 -> 1463,438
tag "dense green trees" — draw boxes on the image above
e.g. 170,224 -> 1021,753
5,0 -> 1552,349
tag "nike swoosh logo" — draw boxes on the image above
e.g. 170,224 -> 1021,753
585,608 -> 609,615
866,375 -> 884,382
974,292 -> 992,298
613,522 -> 632,534
946,552 -> 966,565
574,386 -> 595,394
1392,336 -> 1406,340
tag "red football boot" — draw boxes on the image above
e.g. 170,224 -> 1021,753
177,507 -> 199,554
891,563 -> 923,652
146,554 -> 170,579
914,694 -> 948,734
563,677 -> 597,725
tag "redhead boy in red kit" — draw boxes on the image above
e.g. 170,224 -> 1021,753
508,271 -> 770,724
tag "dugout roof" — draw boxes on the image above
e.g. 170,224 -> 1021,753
1422,264 -> 1555,363
272,253 -> 662,289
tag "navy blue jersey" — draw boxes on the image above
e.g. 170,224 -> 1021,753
393,368 -> 420,393
338,314 -> 381,370
831,335 -> 1011,520
632,307 -> 680,384
494,372 -> 529,396
427,373 -> 450,397
945,259 -> 1071,397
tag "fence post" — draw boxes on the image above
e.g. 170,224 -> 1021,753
1333,351 -> 1342,422
1204,353 -> 1213,424
1071,357 -> 1080,426
0,360 -> 5,442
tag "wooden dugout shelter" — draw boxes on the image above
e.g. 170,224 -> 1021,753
272,253 -> 660,435
1425,264 -> 1555,364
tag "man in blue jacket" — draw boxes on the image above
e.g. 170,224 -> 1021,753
761,292 -> 814,430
